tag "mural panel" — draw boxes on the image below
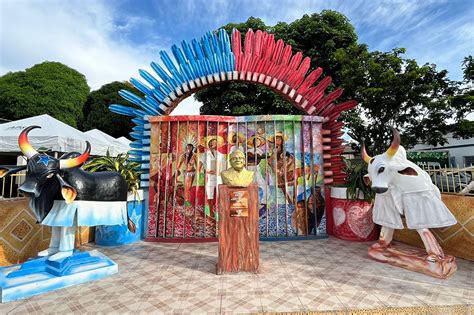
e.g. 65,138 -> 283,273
149,115 -> 326,240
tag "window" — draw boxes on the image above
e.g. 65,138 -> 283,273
464,156 -> 474,167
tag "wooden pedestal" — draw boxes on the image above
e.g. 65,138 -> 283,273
368,242 -> 457,279
217,184 -> 259,274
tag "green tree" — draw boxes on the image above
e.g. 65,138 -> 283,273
450,55 -> 474,139
80,81 -> 142,138
196,11 -> 358,115
462,55 -> 473,82
0,62 -> 89,127
336,46 -> 469,153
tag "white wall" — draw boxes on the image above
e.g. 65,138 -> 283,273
412,133 -> 474,166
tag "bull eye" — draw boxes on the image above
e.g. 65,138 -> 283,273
377,167 -> 385,174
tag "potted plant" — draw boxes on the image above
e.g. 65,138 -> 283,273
83,151 -> 145,245
329,159 -> 378,241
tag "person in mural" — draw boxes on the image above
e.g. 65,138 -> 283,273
246,135 -> 268,201
268,131 -> 296,204
292,186 -> 326,235
228,131 -> 246,153
177,143 -> 198,206
203,136 -> 226,217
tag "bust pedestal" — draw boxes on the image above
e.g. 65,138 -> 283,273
217,184 -> 259,274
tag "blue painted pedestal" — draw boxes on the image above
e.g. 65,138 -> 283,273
95,197 -> 145,246
0,250 -> 117,303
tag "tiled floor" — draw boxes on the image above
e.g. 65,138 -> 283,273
1,237 -> 473,314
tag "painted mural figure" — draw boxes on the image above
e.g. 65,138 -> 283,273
177,143 -> 198,205
204,136 -> 226,215
267,131 -> 296,202
228,131 -> 246,153
246,135 -> 268,201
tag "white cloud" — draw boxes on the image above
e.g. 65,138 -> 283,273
171,95 -> 202,116
0,1 -> 160,90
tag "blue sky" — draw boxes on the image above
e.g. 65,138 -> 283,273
1,0 -> 473,115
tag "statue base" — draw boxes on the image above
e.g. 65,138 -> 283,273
0,250 -> 118,303
368,242 -> 457,279
217,184 -> 259,275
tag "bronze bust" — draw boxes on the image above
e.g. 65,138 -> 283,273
221,150 -> 254,187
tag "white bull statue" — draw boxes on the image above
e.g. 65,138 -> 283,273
362,129 -> 457,277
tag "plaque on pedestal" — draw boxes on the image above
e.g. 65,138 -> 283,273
217,184 -> 259,274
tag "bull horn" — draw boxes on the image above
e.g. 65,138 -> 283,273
386,128 -> 400,158
19,126 -> 41,158
361,142 -> 372,164
59,141 -> 91,169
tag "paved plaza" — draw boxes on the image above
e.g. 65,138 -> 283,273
1,237 -> 472,314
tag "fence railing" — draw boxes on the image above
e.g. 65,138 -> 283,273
1,164 -> 473,199
419,164 -> 474,196
0,173 -> 26,200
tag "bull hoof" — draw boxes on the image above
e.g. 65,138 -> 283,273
370,242 -> 390,250
48,250 -> 73,261
426,254 -> 439,263
38,247 -> 59,257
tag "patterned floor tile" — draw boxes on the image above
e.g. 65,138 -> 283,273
290,276 -> 330,293
222,276 -> 261,294
8,299 -> 62,314
95,294 -> 143,313
37,296 -> 109,313
159,266 -> 196,279
25,284 -> 79,302
413,290 -> 470,306
0,300 -> 24,314
221,293 -> 262,313
371,289 -> 426,307
298,290 -> 346,312
260,292 -> 306,312
186,279 -> 223,293
258,266 -> 288,278
153,278 -> 192,295
179,291 -> 222,313
133,294 -> 184,313
334,288 -> 386,310
258,276 -> 295,293
323,273 -> 366,291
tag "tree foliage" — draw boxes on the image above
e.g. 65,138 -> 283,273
0,62 -> 89,127
80,81 -> 142,138
336,47 -> 471,153
462,55 -> 473,82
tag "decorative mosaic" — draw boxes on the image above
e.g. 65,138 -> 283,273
0,199 -> 95,266
394,194 -> 474,261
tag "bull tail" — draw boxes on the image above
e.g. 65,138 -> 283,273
127,213 -> 137,233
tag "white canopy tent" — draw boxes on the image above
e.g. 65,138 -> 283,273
0,114 -> 127,156
84,129 -> 130,156
116,136 -> 131,147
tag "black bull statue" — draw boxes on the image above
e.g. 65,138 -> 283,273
0,126 -> 136,233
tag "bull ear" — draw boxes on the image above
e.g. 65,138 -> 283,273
398,167 -> 418,176
363,174 -> 372,186
55,174 -> 77,204
0,165 -> 27,178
